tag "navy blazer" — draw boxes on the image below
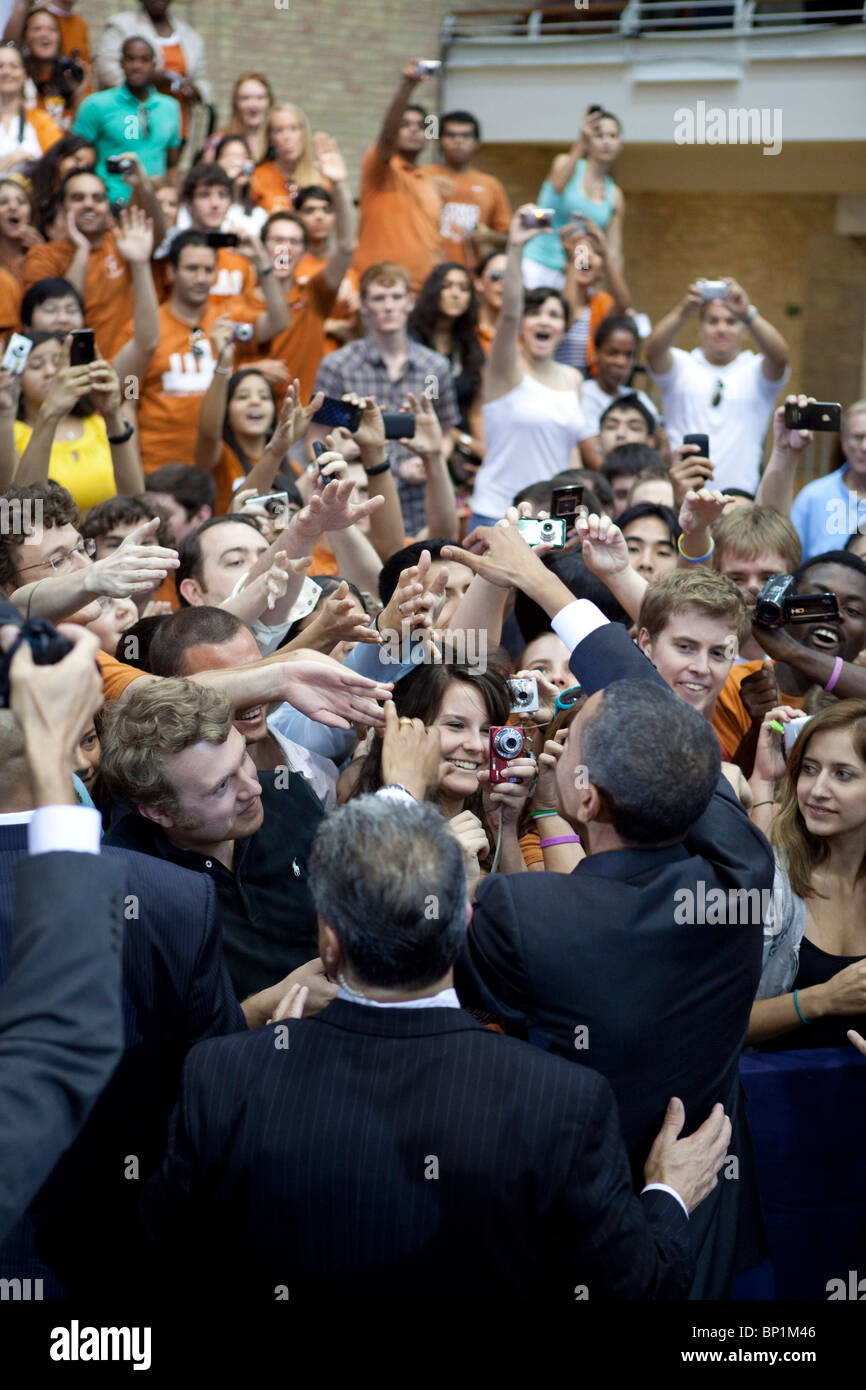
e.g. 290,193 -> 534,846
0,823 -> 245,1296
455,621 -> 775,1297
143,998 -> 691,1304
0,851 -> 123,1244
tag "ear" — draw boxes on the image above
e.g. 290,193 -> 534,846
192,505 -> 212,528
138,802 -> 176,832
637,627 -> 653,661
317,918 -> 342,974
178,577 -> 204,606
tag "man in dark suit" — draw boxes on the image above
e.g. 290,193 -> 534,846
143,720 -> 732,1305
441,520 -> 775,1298
0,618 -> 124,1244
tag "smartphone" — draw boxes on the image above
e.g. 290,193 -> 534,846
205,231 -> 240,249
68,328 -> 95,367
312,440 -> 327,469
1,332 -> 32,374
382,412 -> 416,440
311,396 -> 364,432
683,433 -> 710,460
550,485 -> 584,520
699,279 -> 728,301
105,155 -> 135,175
520,208 -> 554,230
784,400 -> 841,432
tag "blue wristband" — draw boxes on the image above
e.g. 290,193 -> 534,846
793,989 -> 810,1025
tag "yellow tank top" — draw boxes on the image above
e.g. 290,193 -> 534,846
14,415 -> 115,512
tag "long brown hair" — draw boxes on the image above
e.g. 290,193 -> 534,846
264,104 -> 319,186
223,71 -> 275,164
771,699 -> 866,899
348,664 -> 511,840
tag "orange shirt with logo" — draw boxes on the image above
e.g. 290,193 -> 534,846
136,296 -> 247,472
22,231 -> 133,360
419,164 -> 511,271
355,146 -> 441,293
237,267 -> 338,406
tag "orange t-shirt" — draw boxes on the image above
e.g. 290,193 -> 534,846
237,267 -> 338,405
476,322 -> 495,356
355,146 -> 442,293
419,164 -> 511,271
25,106 -> 65,148
97,648 -> 144,701
211,248 -> 257,306
57,12 -> 91,63
22,231 -> 133,361
212,441 -> 247,517
0,266 -> 21,337
136,296 -> 248,472
713,659 -> 805,756
249,163 -> 334,215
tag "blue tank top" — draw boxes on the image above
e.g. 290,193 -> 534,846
523,159 -> 616,271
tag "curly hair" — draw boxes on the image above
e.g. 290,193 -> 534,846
408,262 -> 484,396
0,480 -> 79,588
100,678 -> 234,818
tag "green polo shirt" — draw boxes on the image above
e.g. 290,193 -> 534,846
73,84 -> 182,203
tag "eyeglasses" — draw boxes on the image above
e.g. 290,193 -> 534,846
17,536 -> 96,575
711,379 -> 724,408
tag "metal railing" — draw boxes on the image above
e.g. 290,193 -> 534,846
442,1 -> 866,41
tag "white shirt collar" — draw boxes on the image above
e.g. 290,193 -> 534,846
336,984 -> 461,1010
0,810 -> 34,825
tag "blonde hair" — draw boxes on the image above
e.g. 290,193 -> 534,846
713,505 -> 801,573
772,700 -> 866,898
639,569 -> 751,648
100,679 -> 234,815
266,104 -> 318,186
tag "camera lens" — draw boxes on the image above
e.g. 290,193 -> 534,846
540,521 -> 555,538
493,728 -> 524,759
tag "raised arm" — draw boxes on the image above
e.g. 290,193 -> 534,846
484,208 -> 541,400
193,321 -> 235,474
14,342 -> 93,486
754,397 -> 814,517
111,205 -> 160,385
87,355 -> 144,495
644,282 -> 703,376
312,135 -> 356,290
724,278 -> 790,381
375,61 -> 431,163
404,392 -> 459,541
237,232 -> 290,343
0,369 -> 20,491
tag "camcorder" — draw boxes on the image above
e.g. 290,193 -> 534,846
0,602 -> 72,710
489,725 -> 530,784
754,573 -> 840,628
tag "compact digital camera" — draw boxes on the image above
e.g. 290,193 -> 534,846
489,725 -> 530,784
517,517 -> 566,549
507,677 -> 539,715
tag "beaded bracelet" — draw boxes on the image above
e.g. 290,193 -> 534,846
539,835 -> 581,848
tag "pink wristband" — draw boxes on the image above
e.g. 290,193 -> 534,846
824,656 -> 844,693
539,835 -> 581,848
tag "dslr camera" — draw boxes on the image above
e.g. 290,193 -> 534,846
754,573 -> 840,628
489,725 -> 530,785
0,602 -> 72,710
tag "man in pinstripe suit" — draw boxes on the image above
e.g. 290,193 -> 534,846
143,779 -> 731,1305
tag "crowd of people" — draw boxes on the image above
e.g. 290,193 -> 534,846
0,0 -> 864,1311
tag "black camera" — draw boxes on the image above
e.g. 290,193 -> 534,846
57,56 -> 85,88
754,573 -> 840,628
0,602 -> 72,710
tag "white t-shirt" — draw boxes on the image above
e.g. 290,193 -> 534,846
580,379 -> 659,437
648,347 -> 789,493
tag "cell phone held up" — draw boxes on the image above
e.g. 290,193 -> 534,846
521,208 -> 555,231
311,396 -> 364,433
68,329 -> 95,367
105,155 -> 135,175
683,433 -> 710,460
382,412 -> 416,441
549,485 -> 584,520
204,231 -> 240,250
784,400 -> 841,432
489,725 -> 530,784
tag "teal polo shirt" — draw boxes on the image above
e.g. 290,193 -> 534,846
73,85 -> 181,203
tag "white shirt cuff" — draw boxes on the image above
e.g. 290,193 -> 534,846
376,786 -> 417,805
640,1182 -> 689,1221
550,599 -> 609,655
28,806 -> 102,857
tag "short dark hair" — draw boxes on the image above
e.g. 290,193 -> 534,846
617,502 -> 681,546
176,514 -> 264,606
21,276 -> 84,327
144,464 -> 216,518
0,481 -> 79,588
118,614 -> 170,671
515,550 -> 631,642
794,550 -> 866,588
599,394 -> 655,437
601,443 -> 664,481
378,539 -> 450,606
295,184 -> 333,211
149,606 -> 247,677
261,209 -> 307,248
440,110 -> 480,140
59,168 -> 107,204
582,680 -> 720,846
80,494 -> 159,541
475,249 -> 506,279
167,228 -> 217,270
594,314 -> 639,352
182,162 -> 232,203
522,287 -> 570,330
404,103 -> 427,122
121,34 -> 157,59
308,797 -> 467,990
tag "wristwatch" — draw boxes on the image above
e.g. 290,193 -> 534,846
743,304 -> 759,325
106,419 -> 134,445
